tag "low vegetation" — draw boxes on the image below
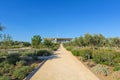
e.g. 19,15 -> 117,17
0,28 -> 60,80
0,56 -> 33,80
64,33 -> 120,80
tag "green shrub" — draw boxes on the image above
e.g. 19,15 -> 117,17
91,64 -> 110,76
0,57 -> 5,63
20,50 -> 35,56
0,51 -> 7,57
52,46 -> 58,51
0,75 -> 11,80
0,61 -> 14,75
113,57 -> 120,64
13,66 -> 33,80
16,60 -> 26,67
51,43 -> 60,51
114,64 -> 120,71
72,49 -> 80,56
92,50 -> 118,66
66,46 -> 74,51
72,48 -> 92,60
79,49 -> 92,60
36,50 -> 51,56
6,53 -> 20,64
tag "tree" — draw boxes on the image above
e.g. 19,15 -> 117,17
31,35 -> 42,48
43,39 -> 53,48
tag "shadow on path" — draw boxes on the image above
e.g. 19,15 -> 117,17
24,54 -> 59,80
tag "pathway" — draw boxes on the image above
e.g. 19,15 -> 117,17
30,44 -> 99,80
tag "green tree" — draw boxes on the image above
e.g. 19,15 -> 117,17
31,35 -> 42,48
43,39 -> 53,48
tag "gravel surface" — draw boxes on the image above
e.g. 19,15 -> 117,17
30,44 -> 100,80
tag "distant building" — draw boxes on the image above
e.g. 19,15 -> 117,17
44,38 -> 73,43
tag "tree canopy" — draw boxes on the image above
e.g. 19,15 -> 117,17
31,35 -> 42,48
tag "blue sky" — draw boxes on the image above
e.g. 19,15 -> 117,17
0,0 -> 120,42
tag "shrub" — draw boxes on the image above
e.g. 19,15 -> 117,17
36,50 -> 51,56
72,49 -> 80,56
91,64 -> 110,76
20,50 -> 35,56
16,60 -> 26,67
66,46 -> 73,51
52,46 -> 58,51
31,63 -> 38,68
114,64 -> 120,71
0,61 -> 14,75
92,50 -> 118,66
113,57 -> 120,64
72,48 -> 92,60
0,57 -> 5,63
13,66 -> 33,80
0,51 -> 8,57
6,53 -> 20,64
0,75 -> 11,80
79,49 -> 92,60
51,43 -> 60,51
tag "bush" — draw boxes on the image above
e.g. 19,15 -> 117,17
0,51 -> 7,57
0,61 -> 14,75
6,53 -> 20,64
52,46 -> 58,51
0,75 -> 11,80
20,50 -> 35,56
113,57 -> 120,64
51,43 -> 60,51
92,50 -> 118,66
72,49 -> 80,56
79,49 -> 92,60
16,60 -> 26,68
72,48 -> 92,60
13,66 -> 33,80
114,64 -> 120,71
0,57 -> 5,63
36,50 -> 51,56
66,46 -> 74,51
91,64 -> 110,76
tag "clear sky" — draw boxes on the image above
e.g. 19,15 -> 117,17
0,0 -> 120,42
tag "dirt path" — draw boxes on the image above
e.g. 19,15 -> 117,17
30,44 -> 100,80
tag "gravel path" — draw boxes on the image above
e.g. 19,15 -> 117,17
30,44 -> 100,80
